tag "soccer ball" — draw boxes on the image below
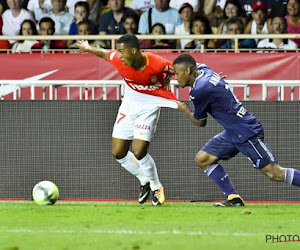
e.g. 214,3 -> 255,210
32,181 -> 59,205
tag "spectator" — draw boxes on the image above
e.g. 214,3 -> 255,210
87,0 -> 101,25
0,15 -> 11,50
203,0 -> 227,29
257,15 -> 298,50
0,15 -> 3,33
140,22 -> 172,49
27,0 -> 52,21
0,0 -> 6,15
129,0 -> 154,14
214,0 -> 247,48
43,0 -> 74,35
244,1 -> 270,36
69,1 -> 97,35
285,0 -> 300,47
32,17 -> 68,50
169,0 -> 200,13
240,0 -> 273,17
175,2 -> 194,50
122,10 -> 140,34
220,17 -> 256,50
67,0 -> 97,49
98,0 -> 130,35
0,0 -> 30,15
2,0 -> 35,44
69,20 -> 105,48
138,0 -> 182,35
216,0 -> 247,34
184,15 -> 215,50
12,19 -> 39,52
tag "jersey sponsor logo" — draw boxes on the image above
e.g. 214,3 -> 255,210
189,95 -> 195,100
163,65 -> 174,74
135,124 -> 150,130
127,82 -> 162,91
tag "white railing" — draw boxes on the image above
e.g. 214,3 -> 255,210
1,80 -> 300,101
0,34 -> 300,52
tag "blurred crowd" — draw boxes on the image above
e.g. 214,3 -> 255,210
0,0 -> 299,52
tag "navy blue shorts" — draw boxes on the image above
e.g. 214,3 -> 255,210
202,130 -> 277,169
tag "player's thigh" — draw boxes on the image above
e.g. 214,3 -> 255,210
133,107 -> 160,142
235,133 -> 277,169
200,130 -> 239,164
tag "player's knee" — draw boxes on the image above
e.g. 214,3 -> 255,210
132,150 -> 147,160
194,153 -> 209,169
112,149 -> 127,160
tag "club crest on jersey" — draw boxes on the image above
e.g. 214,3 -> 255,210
164,65 -> 174,74
151,76 -> 158,83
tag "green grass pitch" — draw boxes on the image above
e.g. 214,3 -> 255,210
1,201 -> 300,250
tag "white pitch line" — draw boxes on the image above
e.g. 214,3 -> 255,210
0,228 -> 264,237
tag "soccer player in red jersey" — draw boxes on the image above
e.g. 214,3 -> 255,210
77,34 -> 178,205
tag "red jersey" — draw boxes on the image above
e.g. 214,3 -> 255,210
107,51 -> 178,100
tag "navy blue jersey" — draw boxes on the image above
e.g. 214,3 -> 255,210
190,64 -> 263,143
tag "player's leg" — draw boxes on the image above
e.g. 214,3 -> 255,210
196,131 -> 244,207
236,133 -> 300,187
133,108 -> 165,205
260,164 -> 300,187
112,138 -> 148,184
111,101 -> 149,201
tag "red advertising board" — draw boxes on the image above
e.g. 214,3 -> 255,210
1,52 -> 299,100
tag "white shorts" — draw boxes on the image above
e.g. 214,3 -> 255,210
112,98 -> 161,142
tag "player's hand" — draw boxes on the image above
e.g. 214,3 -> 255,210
163,74 -> 172,90
217,72 -> 227,79
77,40 -> 90,53
176,101 -> 190,114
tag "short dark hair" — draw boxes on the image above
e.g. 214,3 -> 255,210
173,54 -> 197,67
75,1 -> 90,13
150,23 -> 166,34
117,33 -> 140,50
39,17 -> 55,29
77,20 -> 93,31
225,17 -> 244,32
190,16 -> 212,35
121,10 -> 140,25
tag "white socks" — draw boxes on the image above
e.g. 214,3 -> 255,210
138,154 -> 161,190
116,151 -> 148,184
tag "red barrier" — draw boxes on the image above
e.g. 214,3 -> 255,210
1,52 -> 299,100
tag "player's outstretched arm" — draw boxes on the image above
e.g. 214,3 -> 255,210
177,101 -> 206,127
77,40 -> 109,61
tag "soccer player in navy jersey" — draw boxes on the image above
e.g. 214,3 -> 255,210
173,54 -> 300,207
